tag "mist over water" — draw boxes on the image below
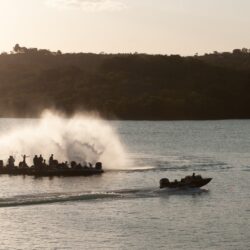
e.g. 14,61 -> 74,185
0,111 -> 128,169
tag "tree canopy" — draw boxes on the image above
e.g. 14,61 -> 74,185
0,45 -> 250,119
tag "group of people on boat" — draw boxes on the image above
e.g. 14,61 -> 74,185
0,154 -> 102,171
179,173 -> 202,183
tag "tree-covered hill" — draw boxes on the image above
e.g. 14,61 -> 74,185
0,45 -> 249,119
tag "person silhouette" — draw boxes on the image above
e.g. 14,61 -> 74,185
33,155 -> 38,167
49,154 -> 54,166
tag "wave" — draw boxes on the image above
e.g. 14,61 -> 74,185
111,162 -> 229,173
0,187 -> 209,208
242,166 -> 250,172
0,192 -> 123,208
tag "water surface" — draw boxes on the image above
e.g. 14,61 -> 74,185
0,120 -> 249,249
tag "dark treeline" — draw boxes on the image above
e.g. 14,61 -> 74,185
0,44 -> 250,120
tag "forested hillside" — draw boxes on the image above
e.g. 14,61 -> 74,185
0,45 -> 250,119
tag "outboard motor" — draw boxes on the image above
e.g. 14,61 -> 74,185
160,178 -> 170,188
95,162 -> 102,170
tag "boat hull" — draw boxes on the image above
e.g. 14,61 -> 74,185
0,167 -> 104,177
160,178 -> 212,189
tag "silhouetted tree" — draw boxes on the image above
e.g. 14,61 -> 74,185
233,49 -> 242,54
13,44 -> 21,53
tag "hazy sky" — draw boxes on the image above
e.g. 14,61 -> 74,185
0,0 -> 250,55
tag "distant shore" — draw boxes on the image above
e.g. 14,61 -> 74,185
1,46 -> 250,120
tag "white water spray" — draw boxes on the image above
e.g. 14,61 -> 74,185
0,111 -> 128,169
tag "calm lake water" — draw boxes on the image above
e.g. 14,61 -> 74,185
0,119 -> 250,249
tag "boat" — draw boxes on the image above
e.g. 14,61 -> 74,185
0,161 -> 104,177
27,167 -> 103,177
159,173 -> 212,189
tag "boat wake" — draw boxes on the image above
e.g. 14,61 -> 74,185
0,188 -> 209,208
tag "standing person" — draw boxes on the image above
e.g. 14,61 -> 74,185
33,155 -> 38,167
8,156 -> 15,168
38,155 -> 43,167
49,154 -> 54,167
23,154 -> 26,163
21,154 -> 29,168
22,155 -> 28,165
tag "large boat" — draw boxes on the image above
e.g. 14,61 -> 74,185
159,173 -> 212,189
0,161 -> 104,177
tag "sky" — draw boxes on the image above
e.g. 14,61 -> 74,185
0,0 -> 250,55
